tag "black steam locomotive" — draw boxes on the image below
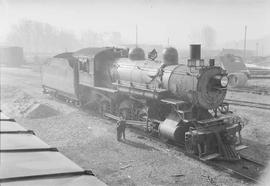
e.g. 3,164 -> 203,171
42,45 -> 245,161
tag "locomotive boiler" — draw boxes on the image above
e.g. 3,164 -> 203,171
112,46 -> 228,110
42,45 -> 244,161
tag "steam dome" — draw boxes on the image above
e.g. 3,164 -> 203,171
128,47 -> 145,60
162,47 -> 178,65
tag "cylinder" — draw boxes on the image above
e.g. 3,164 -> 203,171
190,44 -> 201,60
159,113 -> 190,143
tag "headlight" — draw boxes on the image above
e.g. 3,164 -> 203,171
220,76 -> 229,87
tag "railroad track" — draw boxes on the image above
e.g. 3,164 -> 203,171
228,87 -> 270,96
128,126 -> 265,183
181,145 -> 265,183
250,75 -> 270,79
225,99 -> 270,110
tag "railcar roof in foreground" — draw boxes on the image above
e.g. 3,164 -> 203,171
0,111 -> 107,186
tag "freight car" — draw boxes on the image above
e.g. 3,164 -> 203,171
42,45 -> 245,161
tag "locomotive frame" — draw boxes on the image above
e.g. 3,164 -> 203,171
42,45 -> 246,161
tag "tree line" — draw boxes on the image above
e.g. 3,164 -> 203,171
6,20 -> 123,54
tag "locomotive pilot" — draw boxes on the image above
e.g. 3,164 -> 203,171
116,114 -> 126,141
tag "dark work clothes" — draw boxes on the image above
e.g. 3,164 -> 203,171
117,120 -> 126,141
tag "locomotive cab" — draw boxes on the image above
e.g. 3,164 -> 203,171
74,47 -> 118,88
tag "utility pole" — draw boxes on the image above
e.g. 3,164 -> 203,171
256,42 -> 259,56
243,25 -> 247,58
167,38 -> 170,46
136,25 -> 138,48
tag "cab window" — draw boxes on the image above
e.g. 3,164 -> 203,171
79,58 -> 89,73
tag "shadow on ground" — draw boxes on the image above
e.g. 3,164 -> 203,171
121,139 -> 158,151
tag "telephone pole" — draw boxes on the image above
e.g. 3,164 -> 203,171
136,25 -> 138,48
243,25 -> 247,58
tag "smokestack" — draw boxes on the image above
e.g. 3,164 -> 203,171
190,44 -> 201,60
188,44 -> 204,67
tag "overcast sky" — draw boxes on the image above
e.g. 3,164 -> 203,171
1,0 -> 269,48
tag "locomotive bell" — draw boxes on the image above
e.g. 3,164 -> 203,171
162,47 -> 178,65
128,47 -> 145,60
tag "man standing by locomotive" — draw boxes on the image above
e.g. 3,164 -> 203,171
116,114 -> 126,141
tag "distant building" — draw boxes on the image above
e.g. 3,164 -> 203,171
0,46 -> 24,67
220,48 -> 255,58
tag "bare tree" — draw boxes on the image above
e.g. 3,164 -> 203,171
80,30 -> 122,47
6,20 -> 125,54
6,20 -> 80,53
201,26 -> 217,49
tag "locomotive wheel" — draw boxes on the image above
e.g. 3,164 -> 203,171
75,101 -> 82,108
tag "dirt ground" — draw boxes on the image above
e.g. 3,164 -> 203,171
1,66 -> 270,186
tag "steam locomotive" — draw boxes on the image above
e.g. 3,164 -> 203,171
42,45 -> 245,161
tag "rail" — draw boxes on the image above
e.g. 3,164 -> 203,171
225,99 -> 270,110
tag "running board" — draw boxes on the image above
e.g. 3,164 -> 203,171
200,153 -> 220,161
104,113 -> 119,120
235,144 -> 248,151
104,113 -> 146,126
